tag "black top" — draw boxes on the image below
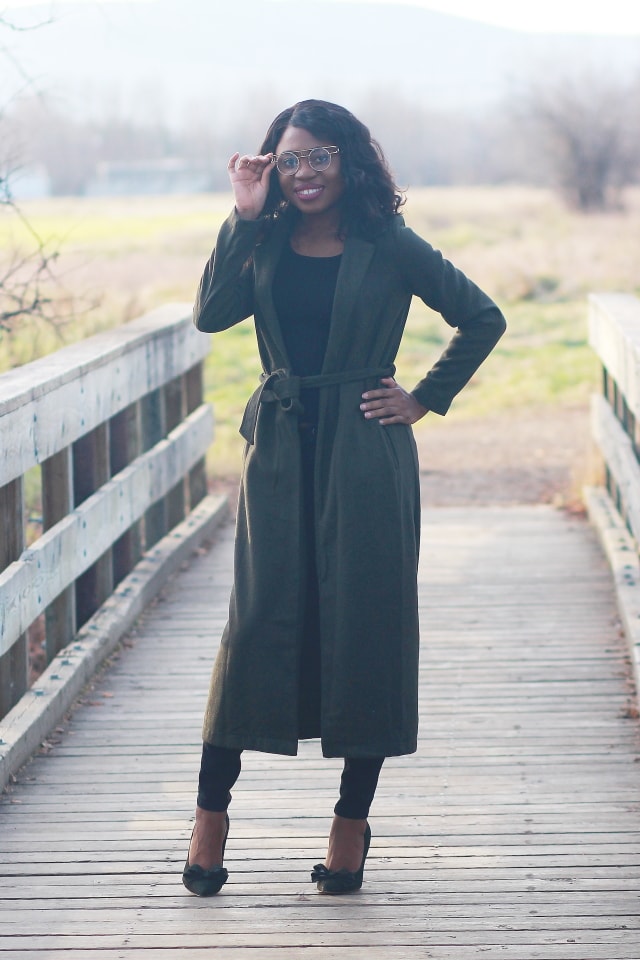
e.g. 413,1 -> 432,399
272,243 -> 341,425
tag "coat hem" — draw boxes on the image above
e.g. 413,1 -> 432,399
320,739 -> 418,759
203,732 -> 299,756
203,732 -> 418,759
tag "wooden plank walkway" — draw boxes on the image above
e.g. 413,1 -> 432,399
1,504 -> 640,959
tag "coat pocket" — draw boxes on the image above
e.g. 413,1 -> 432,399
378,422 -> 401,472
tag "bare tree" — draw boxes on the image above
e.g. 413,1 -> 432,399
513,69 -> 640,211
0,172 -> 55,326
0,12 -> 83,362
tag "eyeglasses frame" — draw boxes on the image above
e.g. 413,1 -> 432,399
270,145 -> 340,176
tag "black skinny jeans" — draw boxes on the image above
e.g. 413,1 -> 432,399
198,743 -> 384,820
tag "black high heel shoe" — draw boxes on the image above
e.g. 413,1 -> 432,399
311,822 -> 371,894
182,813 -> 230,896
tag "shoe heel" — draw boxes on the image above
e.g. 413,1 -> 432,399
311,821 -> 371,894
182,813 -> 230,897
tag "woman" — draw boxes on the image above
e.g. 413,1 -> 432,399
183,99 -> 506,897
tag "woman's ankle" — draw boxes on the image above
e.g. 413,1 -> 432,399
188,807 -> 229,869
325,815 -> 368,872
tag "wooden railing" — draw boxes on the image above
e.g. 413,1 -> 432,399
0,304 -> 213,721
589,293 -> 640,543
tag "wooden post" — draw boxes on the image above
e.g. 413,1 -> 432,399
164,376 -> 187,530
73,423 -> 113,628
185,362 -> 208,508
140,388 -> 167,549
0,478 -> 28,716
613,379 -> 623,424
42,449 -> 77,659
110,402 -> 143,586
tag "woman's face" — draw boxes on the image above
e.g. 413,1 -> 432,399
274,125 -> 345,218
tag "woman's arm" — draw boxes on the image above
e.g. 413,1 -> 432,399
359,224 -> 505,425
193,210 -> 261,332
399,225 -> 506,416
193,153 -> 275,333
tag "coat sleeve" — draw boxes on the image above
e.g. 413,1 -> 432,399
193,209 -> 263,332
396,225 -> 506,415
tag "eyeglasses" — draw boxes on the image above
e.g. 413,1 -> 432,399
271,145 -> 340,176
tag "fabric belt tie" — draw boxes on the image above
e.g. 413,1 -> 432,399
239,364 -> 396,444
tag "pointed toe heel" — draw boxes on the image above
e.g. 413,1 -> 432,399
182,862 -> 228,897
182,813 -> 230,897
311,822 -> 371,894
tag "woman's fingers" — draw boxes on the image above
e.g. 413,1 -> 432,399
227,152 -> 274,220
229,153 -> 273,175
360,378 -> 428,425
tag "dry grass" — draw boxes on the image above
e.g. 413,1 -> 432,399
1,185 -> 638,484
3,185 -> 639,353
402,185 -> 640,302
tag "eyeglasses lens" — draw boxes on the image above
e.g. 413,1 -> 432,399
308,148 -> 332,171
276,147 -> 333,176
276,153 -> 299,175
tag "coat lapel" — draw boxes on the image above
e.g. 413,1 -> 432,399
253,218 -> 291,367
323,235 -> 375,371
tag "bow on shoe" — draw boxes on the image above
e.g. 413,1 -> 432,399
310,825 -> 371,894
182,814 -> 230,897
182,863 -> 228,897
311,863 -> 362,893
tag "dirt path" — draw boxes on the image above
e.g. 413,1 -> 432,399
211,405 -> 595,514
415,405 -> 594,509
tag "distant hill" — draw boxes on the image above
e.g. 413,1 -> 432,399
3,0 -> 640,122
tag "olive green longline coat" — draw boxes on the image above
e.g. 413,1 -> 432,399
194,208 -> 506,758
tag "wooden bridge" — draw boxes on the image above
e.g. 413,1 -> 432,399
1,296 -> 640,958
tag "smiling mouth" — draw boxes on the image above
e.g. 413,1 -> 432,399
295,186 -> 324,199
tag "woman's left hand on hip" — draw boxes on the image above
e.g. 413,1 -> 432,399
360,378 -> 429,426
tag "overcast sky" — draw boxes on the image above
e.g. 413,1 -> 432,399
5,0 -> 640,36
325,0 -> 640,34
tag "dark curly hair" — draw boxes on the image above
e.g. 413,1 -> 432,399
258,99 -> 404,238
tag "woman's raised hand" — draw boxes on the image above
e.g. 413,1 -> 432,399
228,152 -> 275,221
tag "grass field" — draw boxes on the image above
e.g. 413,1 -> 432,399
2,185 -> 639,480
